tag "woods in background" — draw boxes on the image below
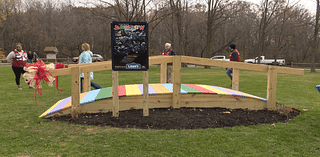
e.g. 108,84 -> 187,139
0,0 -> 318,65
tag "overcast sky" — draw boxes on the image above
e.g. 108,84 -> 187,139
245,0 -> 316,14
67,0 -> 317,15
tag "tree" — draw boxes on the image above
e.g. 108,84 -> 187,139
205,0 -> 243,59
311,0 -> 319,72
256,0 -> 297,63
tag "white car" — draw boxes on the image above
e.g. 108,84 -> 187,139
72,54 -> 104,63
210,56 -> 229,61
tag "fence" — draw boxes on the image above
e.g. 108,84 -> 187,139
291,62 -> 320,69
39,58 -> 72,64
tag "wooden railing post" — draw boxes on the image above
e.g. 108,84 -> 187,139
172,56 -> 181,108
160,63 -> 167,83
232,68 -> 239,91
71,66 -> 80,119
143,71 -> 149,116
267,66 -> 277,110
83,72 -> 90,93
112,71 -> 119,117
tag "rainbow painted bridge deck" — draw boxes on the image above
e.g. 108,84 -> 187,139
40,83 -> 267,118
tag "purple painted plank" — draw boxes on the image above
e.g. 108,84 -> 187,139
148,84 -> 157,95
47,97 -> 71,115
138,84 -> 144,94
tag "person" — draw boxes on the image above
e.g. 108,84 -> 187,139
226,44 -> 240,87
161,43 -> 176,83
6,43 -> 29,90
27,51 -> 33,63
78,43 -> 101,93
32,52 -> 38,63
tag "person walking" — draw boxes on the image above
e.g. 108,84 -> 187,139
6,43 -> 29,90
161,43 -> 176,83
226,44 -> 240,87
78,43 -> 101,93
27,51 -> 33,63
32,52 -> 38,63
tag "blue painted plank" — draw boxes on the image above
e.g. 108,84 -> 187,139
80,89 -> 101,105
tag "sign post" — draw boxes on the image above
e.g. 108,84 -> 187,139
111,22 -> 149,116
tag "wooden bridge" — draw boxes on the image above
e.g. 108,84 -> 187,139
41,56 -> 304,118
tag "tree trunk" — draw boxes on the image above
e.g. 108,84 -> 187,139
311,0 -> 319,73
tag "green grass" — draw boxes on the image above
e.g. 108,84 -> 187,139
0,65 -> 320,156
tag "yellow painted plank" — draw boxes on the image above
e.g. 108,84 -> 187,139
150,84 -> 171,94
125,84 -> 142,96
39,99 -> 64,117
226,87 -> 262,99
63,92 -> 88,110
197,85 -> 232,95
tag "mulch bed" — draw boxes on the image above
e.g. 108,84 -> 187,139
46,107 -> 301,130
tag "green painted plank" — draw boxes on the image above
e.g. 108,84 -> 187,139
181,84 -> 201,93
95,87 -> 113,100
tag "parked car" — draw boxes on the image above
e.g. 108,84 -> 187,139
72,54 -> 104,63
244,56 -> 285,66
210,56 -> 229,61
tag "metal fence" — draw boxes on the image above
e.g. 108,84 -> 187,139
290,62 -> 320,69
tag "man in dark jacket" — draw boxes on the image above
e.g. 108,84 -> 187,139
27,51 -> 33,63
226,44 -> 240,87
32,52 -> 38,62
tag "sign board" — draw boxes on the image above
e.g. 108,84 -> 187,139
46,53 -> 56,59
111,22 -> 148,71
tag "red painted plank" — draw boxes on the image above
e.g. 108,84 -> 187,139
118,85 -> 127,97
185,84 -> 216,94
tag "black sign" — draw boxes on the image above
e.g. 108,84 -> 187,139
111,22 -> 148,71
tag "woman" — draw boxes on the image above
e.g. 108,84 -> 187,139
78,43 -> 101,93
6,43 -> 29,90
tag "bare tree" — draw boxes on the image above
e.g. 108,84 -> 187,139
256,0 -> 299,63
205,0 -> 242,59
311,0 -> 319,72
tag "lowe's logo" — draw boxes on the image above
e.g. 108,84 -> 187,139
126,63 -> 141,69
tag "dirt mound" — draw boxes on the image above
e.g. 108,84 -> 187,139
46,107 -> 300,130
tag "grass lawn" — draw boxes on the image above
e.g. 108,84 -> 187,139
0,65 -> 319,156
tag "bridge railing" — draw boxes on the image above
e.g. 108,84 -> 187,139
50,55 -> 304,118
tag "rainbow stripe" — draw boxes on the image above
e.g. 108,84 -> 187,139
40,83 -> 267,117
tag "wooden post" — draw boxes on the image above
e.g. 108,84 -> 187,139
267,66 -> 277,110
71,66 -> 80,119
160,63 -> 167,83
143,71 -> 149,116
112,71 -> 119,117
83,72 -> 90,93
172,56 -> 181,108
232,68 -> 239,91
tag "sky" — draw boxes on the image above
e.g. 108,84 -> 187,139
245,0 -> 317,14
65,0 -> 317,15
